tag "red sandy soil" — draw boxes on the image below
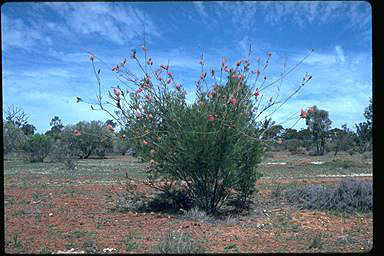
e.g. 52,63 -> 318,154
4,175 -> 372,253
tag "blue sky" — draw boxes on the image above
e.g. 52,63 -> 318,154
2,1 -> 372,133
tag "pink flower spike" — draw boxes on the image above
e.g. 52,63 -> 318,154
73,130 -> 81,136
229,97 -> 237,105
208,114 -> 217,122
135,111 -> 142,118
114,88 -> 121,97
107,124 -> 115,132
231,73 -> 238,79
300,109 -> 308,118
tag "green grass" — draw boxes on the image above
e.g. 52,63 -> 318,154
4,155 -> 147,189
4,152 -> 371,190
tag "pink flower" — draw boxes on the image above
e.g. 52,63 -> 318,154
231,73 -> 238,79
107,124 -> 115,132
135,111 -> 142,118
308,107 -> 316,113
229,97 -> 237,105
254,89 -> 260,97
208,114 -> 217,122
143,140 -> 149,145
300,109 -> 308,118
114,88 -> 121,97
73,130 -> 81,136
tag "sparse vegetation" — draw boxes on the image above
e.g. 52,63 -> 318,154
154,230 -> 205,254
284,177 -> 372,214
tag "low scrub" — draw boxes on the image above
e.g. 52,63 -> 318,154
284,178 -> 372,214
153,230 -> 205,254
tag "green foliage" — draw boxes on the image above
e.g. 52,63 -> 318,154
305,106 -> 331,155
329,124 -> 356,155
49,127 -> 81,170
86,47 -> 313,214
71,121 -> 114,158
45,116 -> 64,141
133,73 -> 263,214
3,106 -> 29,154
113,130 -> 131,155
21,134 -> 53,162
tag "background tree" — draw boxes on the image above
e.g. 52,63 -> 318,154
329,124 -> 356,156
45,116 -> 64,141
21,134 -> 53,162
71,120 -> 114,159
3,106 -> 29,154
305,106 -> 332,155
21,123 -> 36,136
355,99 -> 372,152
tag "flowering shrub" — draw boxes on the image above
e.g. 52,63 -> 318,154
84,46 -> 313,214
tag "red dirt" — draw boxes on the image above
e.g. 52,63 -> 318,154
4,176 -> 373,253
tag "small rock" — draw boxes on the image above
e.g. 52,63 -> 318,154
49,213 -> 53,217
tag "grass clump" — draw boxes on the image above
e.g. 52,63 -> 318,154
284,177 -> 372,214
154,229 -> 205,254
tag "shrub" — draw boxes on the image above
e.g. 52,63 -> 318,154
49,128 -> 81,170
296,146 -> 308,155
84,46 -> 313,214
71,121 -> 114,158
284,178 -> 372,213
145,188 -> 193,213
21,134 -> 53,162
286,139 -> 300,154
154,230 -> 205,254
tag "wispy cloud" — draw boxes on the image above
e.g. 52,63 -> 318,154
194,2 -> 208,18
1,14 -> 47,50
44,2 -> 161,45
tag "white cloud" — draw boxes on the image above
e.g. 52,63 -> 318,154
1,14 -> 44,50
45,2 -> 161,45
335,45 -> 345,63
194,2 -> 208,18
